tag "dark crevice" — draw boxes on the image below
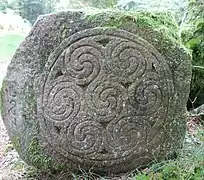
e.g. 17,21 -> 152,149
54,70 -> 63,79
100,121 -> 109,128
99,148 -> 108,154
54,126 -> 61,134
121,82 -> 132,89
78,84 -> 88,91
97,39 -> 110,47
151,63 -> 156,72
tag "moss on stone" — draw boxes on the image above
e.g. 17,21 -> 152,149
11,134 -> 66,172
0,88 -> 2,112
18,84 -> 66,171
11,136 -> 22,153
85,9 -> 180,43
0,80 -> 5,113
24,138 -> 66,171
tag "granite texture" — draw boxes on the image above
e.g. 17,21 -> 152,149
1,10 -> 192,173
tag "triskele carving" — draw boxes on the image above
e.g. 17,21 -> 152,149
38,28 -> 173,162
67,117 -> 104,155
43,81 -> 83,122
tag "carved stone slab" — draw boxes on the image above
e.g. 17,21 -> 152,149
1,11 -> 192,173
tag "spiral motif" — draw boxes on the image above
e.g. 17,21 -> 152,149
63,38 -> 103,86
43,81 -> 83,122
106,116 -> 146,153
37,28 -> 175,168
85,79 -> 128,123
128,75 -> 163,116
105,39 -> 147,83
66,117 -> 103,155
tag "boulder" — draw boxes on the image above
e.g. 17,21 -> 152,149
1,10 -> 192,173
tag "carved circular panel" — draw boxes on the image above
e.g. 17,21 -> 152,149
38,28 -> 174,169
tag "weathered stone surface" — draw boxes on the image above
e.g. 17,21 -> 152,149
1,10 -> 192,173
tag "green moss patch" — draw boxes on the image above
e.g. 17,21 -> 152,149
85,9 -> 180,43
0,87 -> 2,112
12,135 -> 66,172
183,1 -> 204,109
24,138 -> 66,171
11,136 -> 22,153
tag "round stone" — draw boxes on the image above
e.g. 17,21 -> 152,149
37,28 -> 173,167
1,11 -> 191,173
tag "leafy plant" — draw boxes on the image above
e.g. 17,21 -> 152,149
181,0 -> 204,109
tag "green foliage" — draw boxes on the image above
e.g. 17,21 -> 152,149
181,0 -> 204,109
134,132 -> 204,180
187,0 -> 204,24
186,22 -> 204,66
83,0 -> 117,8
116,0 -> 188,24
